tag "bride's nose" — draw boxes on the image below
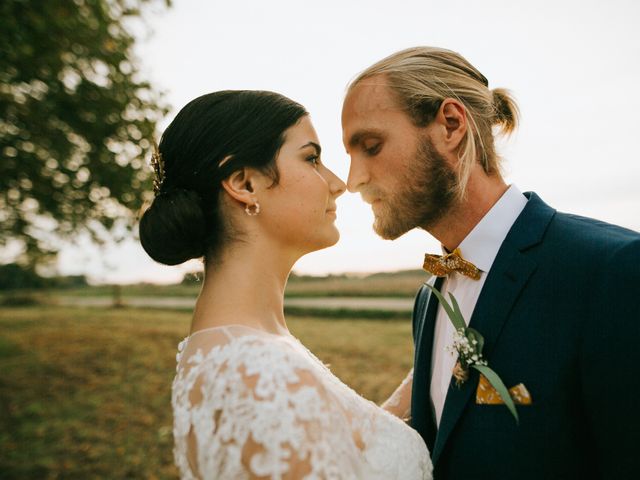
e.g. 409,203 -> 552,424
326,167 -> 346,197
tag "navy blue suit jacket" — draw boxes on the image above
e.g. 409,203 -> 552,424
411,192 -> 640,479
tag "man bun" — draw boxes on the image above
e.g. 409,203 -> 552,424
139,188 -> 207,266
492,88 -> 519,135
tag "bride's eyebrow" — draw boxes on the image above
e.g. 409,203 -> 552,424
299,141 -> 321,155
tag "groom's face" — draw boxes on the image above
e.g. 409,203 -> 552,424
341,76 -> 456,239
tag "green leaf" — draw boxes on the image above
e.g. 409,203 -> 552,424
448,292 -> 465,323
446,291 -> 469,334
423,283 -> 466,331
472,364 -> 519,425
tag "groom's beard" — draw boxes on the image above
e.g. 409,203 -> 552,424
371,137 -> 457,240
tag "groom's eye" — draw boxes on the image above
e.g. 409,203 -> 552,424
363,142 -> 381,156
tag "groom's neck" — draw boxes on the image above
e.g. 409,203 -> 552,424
427,172 -> 508,251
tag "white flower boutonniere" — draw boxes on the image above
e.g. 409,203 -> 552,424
448,327 -> 487,385
425,283 -> 520,424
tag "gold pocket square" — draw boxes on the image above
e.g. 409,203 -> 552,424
475,374 -> 532,405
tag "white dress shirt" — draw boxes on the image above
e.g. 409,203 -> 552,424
429,184 -> 528,426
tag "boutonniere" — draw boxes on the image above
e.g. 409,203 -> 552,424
425,283 -> 520,424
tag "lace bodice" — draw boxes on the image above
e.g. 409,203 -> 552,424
172,325 -> 432,479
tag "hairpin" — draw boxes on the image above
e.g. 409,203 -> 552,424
150,143 -> 165,196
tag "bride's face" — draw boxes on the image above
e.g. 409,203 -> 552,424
259,116 -> 346,254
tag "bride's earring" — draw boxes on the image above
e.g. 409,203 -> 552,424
244,202 -> 260,216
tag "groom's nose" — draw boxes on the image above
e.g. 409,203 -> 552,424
346,157 -> 369,193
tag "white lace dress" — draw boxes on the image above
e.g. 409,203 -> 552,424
172,325 -> 432,479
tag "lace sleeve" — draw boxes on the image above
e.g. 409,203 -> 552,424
173,333 -> 364,479
381,368 -> 413,421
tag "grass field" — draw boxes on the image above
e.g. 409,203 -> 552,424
0,305 -> 415,479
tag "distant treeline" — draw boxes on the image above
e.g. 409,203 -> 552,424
0,264 -> 429,298
181,270 -> 426,285
0,264 -> 88,290
182,268 -> 430,298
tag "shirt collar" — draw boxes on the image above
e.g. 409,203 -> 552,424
450,184 -> 528,273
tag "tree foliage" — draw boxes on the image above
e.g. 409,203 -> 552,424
0,262 -> 88,290
0,0 -> 170,268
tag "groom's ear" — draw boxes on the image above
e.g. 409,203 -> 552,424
431,98 -> 467,156
221,167 -> 259,207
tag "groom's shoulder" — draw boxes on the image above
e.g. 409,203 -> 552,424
523,192 -> 639,253
549,209 -> 640,252
539,209 -> 640,278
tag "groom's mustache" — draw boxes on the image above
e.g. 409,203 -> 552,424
359,186 -> 385,205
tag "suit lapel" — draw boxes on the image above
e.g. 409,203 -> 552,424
431,192 -> 555,464
415,276 -> 444,368
412,276 -> 444,452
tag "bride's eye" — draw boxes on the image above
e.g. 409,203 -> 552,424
306,154 -> 320,167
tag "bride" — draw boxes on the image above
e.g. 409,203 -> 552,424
139,90 -> 432,479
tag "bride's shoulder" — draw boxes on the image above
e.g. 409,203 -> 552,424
172,326 -> 371,479
175,325 -> 317,381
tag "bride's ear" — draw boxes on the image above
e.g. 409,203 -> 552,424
221,167 -> 259,207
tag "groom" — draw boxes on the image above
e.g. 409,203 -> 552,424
342,46 -> 640,479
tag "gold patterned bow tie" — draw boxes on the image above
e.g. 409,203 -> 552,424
423,248 -> 481,280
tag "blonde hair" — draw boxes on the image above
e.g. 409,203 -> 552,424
348,46 -> 519,197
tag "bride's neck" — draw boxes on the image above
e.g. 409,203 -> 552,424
190,240 -> 296,336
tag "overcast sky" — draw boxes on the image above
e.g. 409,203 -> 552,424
58,0 -> 640,284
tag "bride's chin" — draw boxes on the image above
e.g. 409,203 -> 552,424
305,229 -> 341,254
325,226 -> 341,247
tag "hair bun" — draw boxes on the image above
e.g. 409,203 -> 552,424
139,188 -> 207,265
491,88 -> 519,135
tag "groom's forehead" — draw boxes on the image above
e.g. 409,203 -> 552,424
342,79 -> 408,148
344,79 -> 399,114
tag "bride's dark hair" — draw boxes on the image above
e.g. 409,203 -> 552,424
139,90 -> 307,265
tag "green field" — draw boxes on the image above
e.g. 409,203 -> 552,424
0,306 -> 415,479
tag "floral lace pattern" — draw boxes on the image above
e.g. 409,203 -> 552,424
172,325 -> 432,479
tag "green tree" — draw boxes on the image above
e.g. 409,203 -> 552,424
0,0 -> 170,269
0,263 -> 46,290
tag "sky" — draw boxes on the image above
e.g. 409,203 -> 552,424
58,0 -> 640,284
